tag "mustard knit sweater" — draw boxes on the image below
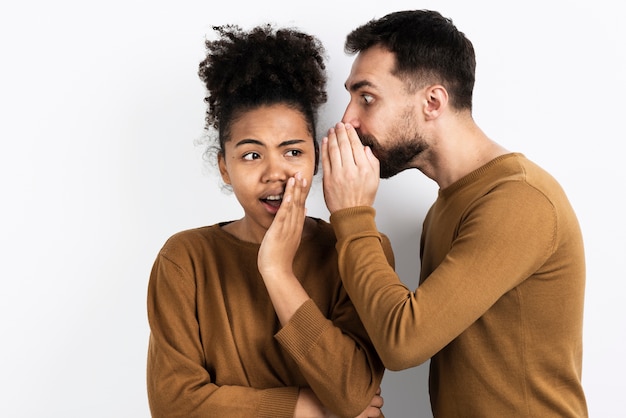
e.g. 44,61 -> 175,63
330,153 -> 588,417
147,218 -> 390,418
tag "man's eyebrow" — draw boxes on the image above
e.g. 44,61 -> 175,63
345,80 -> 376,92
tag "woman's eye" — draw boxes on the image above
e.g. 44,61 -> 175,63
285,150 -> 302,157
242,152 -> 260,161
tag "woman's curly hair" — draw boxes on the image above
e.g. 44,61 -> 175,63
198,24 -> 327,170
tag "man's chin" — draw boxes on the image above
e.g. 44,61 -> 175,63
379,166 -> 405,179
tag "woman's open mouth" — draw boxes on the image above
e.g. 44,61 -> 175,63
261,194 -> 283,212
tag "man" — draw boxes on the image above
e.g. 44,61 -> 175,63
321,10 -> 588,417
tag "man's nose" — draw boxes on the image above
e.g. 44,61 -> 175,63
341,101 -> 360,128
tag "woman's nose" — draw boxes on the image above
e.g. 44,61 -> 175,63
262,156 -> 288,183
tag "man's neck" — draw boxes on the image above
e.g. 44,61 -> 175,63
423,121 -> 509,189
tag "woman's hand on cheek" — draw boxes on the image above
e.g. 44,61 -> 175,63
258,172 -> 307,284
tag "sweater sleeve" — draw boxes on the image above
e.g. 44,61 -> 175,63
274,236 -> 393,418
330,184 -> 557,370
146,252 -> 298,418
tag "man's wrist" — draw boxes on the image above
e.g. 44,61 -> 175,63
329,206 -> 378,240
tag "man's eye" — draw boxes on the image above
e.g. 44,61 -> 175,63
362,94 -> 374,104
243,152 -> 260,160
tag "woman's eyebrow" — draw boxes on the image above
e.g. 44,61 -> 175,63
234,138 -> 264,147
279,139 -> 306,147
234,138 -> 306,148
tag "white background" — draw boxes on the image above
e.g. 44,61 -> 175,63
1,1 -> 624,417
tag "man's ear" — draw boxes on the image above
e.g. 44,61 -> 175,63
423,84 -> 448,120
217,152 -> 231,185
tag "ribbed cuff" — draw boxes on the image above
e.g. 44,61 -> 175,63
258,386 -> 299,418
330,206 -> 379,240
275,299 -> 330,361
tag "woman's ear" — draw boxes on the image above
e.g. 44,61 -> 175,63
217,152 -> 231,185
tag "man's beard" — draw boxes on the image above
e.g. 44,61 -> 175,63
359,132 -> 426,179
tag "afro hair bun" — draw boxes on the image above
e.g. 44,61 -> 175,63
198,24 -> 327,135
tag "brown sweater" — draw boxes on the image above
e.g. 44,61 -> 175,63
330,153 -> 588,417
147,218 -> 390,418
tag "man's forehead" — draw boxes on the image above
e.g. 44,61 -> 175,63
345,47 -> 397,91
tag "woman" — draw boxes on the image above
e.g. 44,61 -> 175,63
146,24 -> 392,417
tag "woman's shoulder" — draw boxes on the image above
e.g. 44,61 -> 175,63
163,224 -> 218,245
158,223 -> 248,261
